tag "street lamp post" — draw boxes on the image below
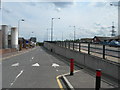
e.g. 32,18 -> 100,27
18,19 -> 25,38
46,28 -> 49,41
70,26 -> 76,41
51,18 -> 60,41
18,19 -> 24,50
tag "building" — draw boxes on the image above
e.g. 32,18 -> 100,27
93,36 -> 111,43
30,37 -> 36,42
80,38 -> 93,43
109,35 -> 120,41
18,37 -> 27,50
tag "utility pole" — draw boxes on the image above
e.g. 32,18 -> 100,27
51,18 -> 60,41
47,29 -> 48,41
111,22 -> 116,37
69,26 -> 76,41
62,32 -> 63,41
110,1 -> 120,36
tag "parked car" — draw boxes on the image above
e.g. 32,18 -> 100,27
100,41 -> 109,45
109,41 -> 120,47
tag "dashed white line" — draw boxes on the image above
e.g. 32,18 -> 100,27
10,70 -> 24,86
16,70 -> 24,78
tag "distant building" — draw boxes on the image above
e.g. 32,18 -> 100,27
18,37 -> 27,48
30,37 -> 36,42
93,36 -> 111,43
93,35 -> 120,43
109,35 -> 120,41
80,38 -> 93,43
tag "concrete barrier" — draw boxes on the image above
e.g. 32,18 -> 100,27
44,42 -> 120,83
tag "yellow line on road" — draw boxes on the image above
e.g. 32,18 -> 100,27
56,75 -> 64,90
56,70 -> 80,90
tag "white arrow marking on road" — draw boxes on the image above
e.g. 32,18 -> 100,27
52,63 -> 59,68
32,63 -> 40,66
11,63 -> 19,67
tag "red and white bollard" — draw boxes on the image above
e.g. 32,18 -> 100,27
95,69 -> 102,90
70,58 -> 74,75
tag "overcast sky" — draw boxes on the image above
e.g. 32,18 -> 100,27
0,0 -> 119,42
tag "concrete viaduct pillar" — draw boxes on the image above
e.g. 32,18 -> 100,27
11,27 -> 18,49
2,25 -> 8,49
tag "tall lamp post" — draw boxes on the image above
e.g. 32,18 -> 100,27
110,1 -> 120,35
18,19 -> 25,50
46,28 -> 49,41
18,19 -> 25,38
51,18 -> 60,41
69,26 -> 76,41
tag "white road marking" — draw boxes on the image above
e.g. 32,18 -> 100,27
11,63 -> 19,67
10,70 -> 24,86
32,63 -> 40,66
16,70 -> 24,78
62,75 -> 75,90
56,69 -> 58,72
52,63 -> 59,68
32,57 -> 34,59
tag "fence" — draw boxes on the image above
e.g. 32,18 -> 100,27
55,41 -> 120,63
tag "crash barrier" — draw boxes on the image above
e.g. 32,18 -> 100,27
44,42 -> 120,84
57,41 -> 120,59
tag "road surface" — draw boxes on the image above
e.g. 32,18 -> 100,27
2,47 -> 70,89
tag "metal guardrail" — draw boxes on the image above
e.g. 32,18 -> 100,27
54,41 -> 120,60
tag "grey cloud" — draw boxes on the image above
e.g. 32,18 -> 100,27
95,2 -> 107,7
52,2 -> 74,8
26,2 -> 36,6
90,2 -> 107,7
2,8 -> 11,14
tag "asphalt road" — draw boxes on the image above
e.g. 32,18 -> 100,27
2,47 -> 70,89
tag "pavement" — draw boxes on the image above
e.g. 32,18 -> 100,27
2,48 -> 31,59
61,69 -> 118,90
1,46 -> 118,90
